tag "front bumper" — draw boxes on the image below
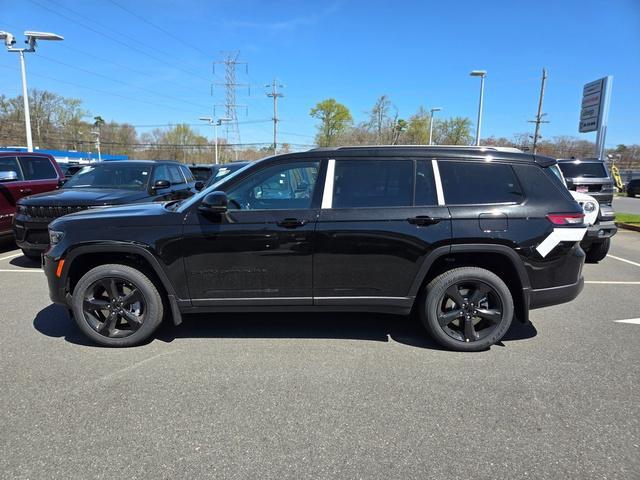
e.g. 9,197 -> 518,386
582,220 -> 617,245
13,215 -> 51,253
529,276 -> 584,310
43,254 -> 68,305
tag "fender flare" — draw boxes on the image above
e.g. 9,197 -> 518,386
62,243 -> 184,325
408,244 -> 532,322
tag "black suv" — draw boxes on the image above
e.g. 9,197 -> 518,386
44,147 -> 586,351
14,160 -> 202,258
626,179 -> 640,197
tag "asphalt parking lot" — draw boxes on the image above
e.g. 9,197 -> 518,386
0,232 -> 638,480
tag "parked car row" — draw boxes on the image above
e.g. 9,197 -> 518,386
1,151 -> 243,258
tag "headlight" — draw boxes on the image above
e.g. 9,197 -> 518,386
49,230 -> 65,245
583,201 -> 596,213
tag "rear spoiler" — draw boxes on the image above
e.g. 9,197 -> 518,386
533,155 -> 557,167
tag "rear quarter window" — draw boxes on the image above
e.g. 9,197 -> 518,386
439,161 -> 523,205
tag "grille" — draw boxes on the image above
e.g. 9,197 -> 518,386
25,205 -> 89,219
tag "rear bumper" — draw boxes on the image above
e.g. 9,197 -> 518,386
529,276 -> 584,310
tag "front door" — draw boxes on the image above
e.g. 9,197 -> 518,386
183,159 -> 322,305
313,157 -> 451,302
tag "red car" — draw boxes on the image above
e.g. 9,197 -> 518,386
0,152 -> 64,253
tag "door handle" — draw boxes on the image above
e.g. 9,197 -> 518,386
19,188 -> 32,195
407,215 -> 440,226
277,218 -> 307,229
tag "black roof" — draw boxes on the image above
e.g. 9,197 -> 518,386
92,160 -> 182,165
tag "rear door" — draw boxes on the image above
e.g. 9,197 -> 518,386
17,155 -> 61,196
0,156 -> 30,233
313,157 -> 451,303
168,164 -> 193,199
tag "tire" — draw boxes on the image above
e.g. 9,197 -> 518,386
584,238 -> 610,263
21,249 -> 41,261
420,267 -> 514,352
71,264 -> 164,347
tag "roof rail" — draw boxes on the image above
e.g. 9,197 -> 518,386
309,145 -> 523,153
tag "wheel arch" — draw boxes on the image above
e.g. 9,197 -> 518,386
61,244 -> 184,325
409,244 -> 531,323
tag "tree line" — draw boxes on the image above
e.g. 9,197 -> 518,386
309,96 -> 640,170
0,89 -> 638,169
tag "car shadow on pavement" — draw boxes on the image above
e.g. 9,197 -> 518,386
10,255 -> 41,268
32,304 -> 537,351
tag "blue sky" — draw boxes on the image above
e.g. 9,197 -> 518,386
1,0 -> 639,148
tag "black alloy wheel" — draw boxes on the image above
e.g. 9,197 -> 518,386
421,267 -> 514,351
83,277 -> 146,338
436,281 -> 503,343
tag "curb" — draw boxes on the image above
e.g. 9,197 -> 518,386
616,222 -> 640,233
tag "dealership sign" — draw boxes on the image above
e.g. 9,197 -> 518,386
579,77 -> 611,133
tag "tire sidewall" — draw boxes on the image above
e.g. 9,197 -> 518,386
71,264 -> 163,347
422,268 -> 514,352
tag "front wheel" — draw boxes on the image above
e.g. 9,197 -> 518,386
584,238 -> 610,263
71,264 -> 164,347
420,267 -> 514,351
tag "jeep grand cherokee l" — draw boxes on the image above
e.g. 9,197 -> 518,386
44,146 -> 586,351
14,160 -> 201,259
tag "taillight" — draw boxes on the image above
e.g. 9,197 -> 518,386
547,213 -> 585,225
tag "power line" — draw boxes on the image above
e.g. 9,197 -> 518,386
105,0 -> 215,60
28,0 -> 211,84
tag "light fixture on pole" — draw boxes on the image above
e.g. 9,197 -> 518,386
0,31 -> 64,152
428,107 -> 442,145
470,70 -> 487,146
199,116 -> 231,164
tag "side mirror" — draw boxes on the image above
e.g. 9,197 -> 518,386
0,171 -> 18,182
58,178 -> 67,188
199,191 -> 228,213
152,179 -> 171,190
195,181 -> 205,191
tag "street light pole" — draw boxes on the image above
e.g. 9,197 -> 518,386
429,107 -> 442,145
470,70 -> 487,146
1,31 -> 63,152
199,116 -> 231,165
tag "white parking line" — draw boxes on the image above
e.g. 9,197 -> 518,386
0,269 -> 42,273
614,318 -> 640,325
0,252 -> 22,261
607,254 -> 640,268
585,281 -> 640,285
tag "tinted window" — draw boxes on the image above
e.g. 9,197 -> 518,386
226,161 -> 318,210
190,167 -> 214,182
415,160 -> 438,205
558,162 -> 607,178
0,157 -> 23,181
333,159 -> 413,208
64,164 -> 151,190
439,161 -> 523,205
18,156 -> 57,180
168,165 -> 185,185
153,165 -> 170,183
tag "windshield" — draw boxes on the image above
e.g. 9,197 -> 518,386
558,162 -> 607,179
178,161 -> 253,212
63,164 -> 152,189
190,167 -> 216,182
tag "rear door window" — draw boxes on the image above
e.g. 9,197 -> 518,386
180,165 -> 195,182
0,157 -> 24,181
439,161 -> 523,205
332,159 -> 413,208
18,156 -> 57,180
168,165 -> 185,185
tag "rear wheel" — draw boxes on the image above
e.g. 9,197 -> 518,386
71,264 -> 164,347
420,267 -> 514,351
21,249 -> 41,261
584,238 -> 610,263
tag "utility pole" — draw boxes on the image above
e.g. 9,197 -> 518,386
528,68 -> 549,154
213,51 -> 249,156
266,79 -> 284,155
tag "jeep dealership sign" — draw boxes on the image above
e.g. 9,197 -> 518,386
579,77 -> 612,133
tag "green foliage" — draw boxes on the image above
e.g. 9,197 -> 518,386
310,98 -> 352,147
